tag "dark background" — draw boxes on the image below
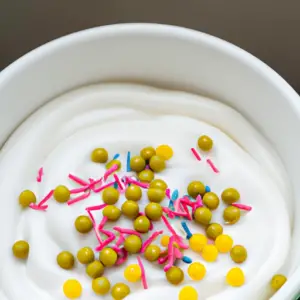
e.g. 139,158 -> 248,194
1,0 -> 300,91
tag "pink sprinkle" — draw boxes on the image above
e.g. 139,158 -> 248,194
181,196 -> 195,207
165,188 -> 171,199
206,158 -> 219,173
99,216 -> 108,230
137,256 -> 148,289
163,207 -> 191,220
113,174 -> 125,191
37,190 -> 54,207
29,203 -> 48,211
141,230 -> 163,253
181,202 -> 192,220
36,167 -> 43,183
113,227 -> 142,237
86,204 -> 107,212
191,148 -> 201,161
174,247 -> 183,259
164,236 -> 176,272
104,164 -> 118,181
161,215 -> 177,237
115,235 -> 125,247
95,230 -> 116,251
115,248 -> 128,265
68,174 -> 89,186
67,191 -> 91,205
70,186 -> 88,194
94,226 -> 103,244
158,255 -> 169,264
87,210 -> 95,224
126,177 -> 149,189
93,181 -> 115,193
232,203 -> 252,211
193,194 -> 203,211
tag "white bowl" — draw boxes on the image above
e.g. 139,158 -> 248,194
0,24 -> 299,299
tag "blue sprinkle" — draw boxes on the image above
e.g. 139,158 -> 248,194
171,189 -> 179,201
126,151 -> 131,172
181,221 -> 193,239
113,153 -> 120,160
182,256 -> 193,264
205,185 -> 211,193
113,182 -> 118,189
168,200 -> 174,209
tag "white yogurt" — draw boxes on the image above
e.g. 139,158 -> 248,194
0,83 -> 292,300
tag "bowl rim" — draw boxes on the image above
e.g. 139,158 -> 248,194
0,24 -> 299,106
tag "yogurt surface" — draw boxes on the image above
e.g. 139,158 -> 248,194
0,83 -> 292,300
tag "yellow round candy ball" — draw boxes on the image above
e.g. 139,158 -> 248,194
63,279 -> 82,299
271,274 -> 287,291
188,262 -> 206,281
179,286 -> 198,300
202,244 -> 218,262
226,267 -> 245,287
215,234 -> 233,253
124,264 -> 142,283
189,234 -> 207,252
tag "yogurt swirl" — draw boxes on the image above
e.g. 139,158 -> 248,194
0,83 -> 292,300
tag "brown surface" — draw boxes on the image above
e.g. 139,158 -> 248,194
0,0 -> 300,91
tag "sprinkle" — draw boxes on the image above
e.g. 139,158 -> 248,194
70,186 -> 89,194
93,181 -> 115,193
232,203 -> 252,211
181,202 -> 193,220
165,188 -> 171,200
137,256 -> 148,289
206,158 -> 219,173
182,256 -> 193,264
125,177 -> 149,189
127,151 -> 131,172
174,247 -> 183,259
141,230 -> 163,253
113,174 -> 126,191
29,203 -> 48,211
36,167 -> 43,183
99,216 -> 108,230
37,190 -> 54,207
158,255 -> 169,264
194,195 -> 203,209
104,164 -> 119,181
113,153 -> 120,160
95,229 -> 116,251
113,227 -> 142,237
181,222 -> 193,239
191,148 -> 201,161
161,215 -> 177,237
67,191 -> 91,205
86,203 -> 107,212
205,185 -> 211,193
115,235 -> 126,248
164,236 -> 176,272
168,200 -> 174,210
68,174 -> 89,186
171,189 -> 179,201
115,248 -> 128,265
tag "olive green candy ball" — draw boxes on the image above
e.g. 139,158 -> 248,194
194,207 -> 212,225
140,146 -> 156,161
111,283 -> 130,300
134,215 -> 151,233
147,188 -> 165,203
125,185 -> 142,201
91,148 -> 108,163
130,156 -> 146,172
124,234 -> 142,254
150,179 -> 168,191
74,215 -> 93,234
138,169 -> 154,183
166,266 -> 184,285
206,223 -> 223,240
12,240 -> 30,259
221,188 -> 240,205
149,155 -> 166,173
223,206 -> 241,224
77,247 -> 95,264
102,205 -> 121,221
230,245 -> 247,263
53,185 -> 70,203
198,135 -> 213,151
57,251 -> 75,270
86,260 -> 105,278
102,186 -> 120,205
187,181 -> 206,198
145,202 -> 163,221
99,248 -> 118,267
19,190 -> 36,208
92,277 -> 111,295
144,244 -> 161,261
121,200 -> 139,219
106,159 -> 122,171
203,192 -> 220,210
